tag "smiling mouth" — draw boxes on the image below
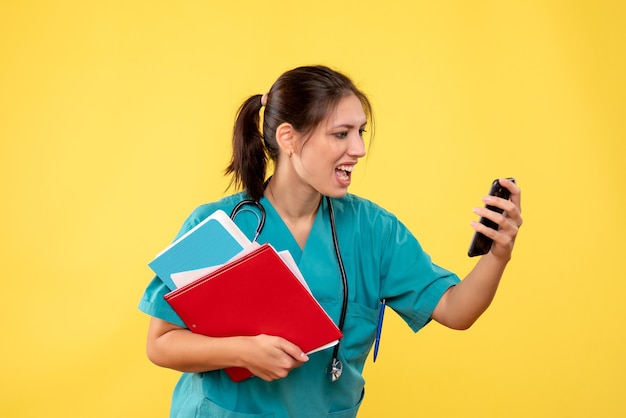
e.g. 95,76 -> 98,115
336,164 -> 354,181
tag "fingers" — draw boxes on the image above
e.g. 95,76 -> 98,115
471,178 -> 523,258
473,198 -> 520,236
480,178 -> 523,228
278,339 -> 309,364
498,178 -> 522,220
246,335 -> 308,382
471,214 -> 518,244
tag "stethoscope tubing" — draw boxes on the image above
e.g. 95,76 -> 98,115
230,199 -> 266,243
230,196 -> 348,382
326,196 -> 349,380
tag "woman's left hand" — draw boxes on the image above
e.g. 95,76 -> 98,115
471,177 -> 523,260
432,178 -> 523,329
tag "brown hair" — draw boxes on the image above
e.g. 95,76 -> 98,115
226,65 -> 373,201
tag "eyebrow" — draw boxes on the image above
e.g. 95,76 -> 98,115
330,122 -> 368,130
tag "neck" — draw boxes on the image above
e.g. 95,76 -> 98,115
265,175 -> 321,221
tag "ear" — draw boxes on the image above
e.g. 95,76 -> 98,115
275,122 -> 298,156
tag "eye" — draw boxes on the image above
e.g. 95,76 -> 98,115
333,131 -> 349,139
359,128 -> 367,137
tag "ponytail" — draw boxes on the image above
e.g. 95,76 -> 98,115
225,94 -> 268,201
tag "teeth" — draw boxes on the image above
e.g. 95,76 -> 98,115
337,165 -> 354,172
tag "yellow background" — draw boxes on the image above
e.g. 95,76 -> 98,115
1,1 -> 624,417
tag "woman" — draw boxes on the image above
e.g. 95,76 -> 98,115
139,65 -> 522,417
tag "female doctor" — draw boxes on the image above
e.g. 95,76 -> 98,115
139,65 -> 523,417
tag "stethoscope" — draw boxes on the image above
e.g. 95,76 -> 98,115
230,195 -> 348,382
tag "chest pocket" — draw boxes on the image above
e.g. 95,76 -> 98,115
339,301 -> 380,369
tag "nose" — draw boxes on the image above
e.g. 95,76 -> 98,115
348,133 -> 366,158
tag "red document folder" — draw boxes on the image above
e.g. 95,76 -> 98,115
164,243 -> 343,382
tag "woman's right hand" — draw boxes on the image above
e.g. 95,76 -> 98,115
146,317 -> 308,381
240,334 -> 309,381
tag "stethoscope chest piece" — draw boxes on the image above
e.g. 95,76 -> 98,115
329,358 -> 343,382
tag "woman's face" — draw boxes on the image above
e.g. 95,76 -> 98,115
292,93 -> 367,198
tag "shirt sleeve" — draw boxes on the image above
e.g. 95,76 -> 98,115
377,210 -> 461,333
137,204 -> 219,327
138,275 -> 186,327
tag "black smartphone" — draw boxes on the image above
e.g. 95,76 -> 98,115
468,178 -> 516,257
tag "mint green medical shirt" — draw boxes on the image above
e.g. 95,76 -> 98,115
139,193 -> 460,418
